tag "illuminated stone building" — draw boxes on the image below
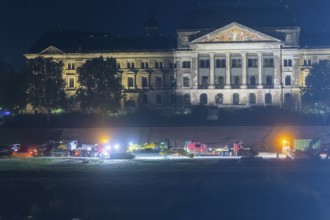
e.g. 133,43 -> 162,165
24,5 -> 330,113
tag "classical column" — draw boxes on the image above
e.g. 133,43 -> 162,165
195,53 -> 199,89
224,52 -> 231,89
209,52 -> 215,89
134,72 -> 137,90
240,51 -> 247,89
257,51 -> 263,89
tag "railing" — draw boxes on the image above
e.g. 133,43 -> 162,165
215,85 -> 224,89
263,84 -> 274,89
231,84 -> 240,89
198,85 -> 209,89
247,85 -> 257,89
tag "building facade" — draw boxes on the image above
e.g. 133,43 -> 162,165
24,5 -> 330,114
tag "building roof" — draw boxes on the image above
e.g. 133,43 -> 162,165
27,28 -> 176,54
179,5 -> 297,30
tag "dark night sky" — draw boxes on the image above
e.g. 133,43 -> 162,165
1,0 -> 330,70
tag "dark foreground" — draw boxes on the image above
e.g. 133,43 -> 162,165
0,157 -> 329,220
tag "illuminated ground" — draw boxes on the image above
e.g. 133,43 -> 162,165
0,155 -> 329,220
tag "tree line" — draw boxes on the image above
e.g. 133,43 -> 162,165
0,56 -> 122,120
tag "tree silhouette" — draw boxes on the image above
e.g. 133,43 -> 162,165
76,57 -> 122,121
25,57 -> 66,123
302,60 -> 330,122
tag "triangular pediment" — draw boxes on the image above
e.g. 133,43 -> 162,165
192,22 -> 281,43
39,45 -> 65,55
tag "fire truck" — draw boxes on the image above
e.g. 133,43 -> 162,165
184,140 -> 210,155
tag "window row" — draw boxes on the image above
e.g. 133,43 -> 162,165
126,92 -> 294,108
181,93 -> 293,106
117,61 -> 176,69
182,76 -> 274,87
127,76 -> 175,88
195,58 -> 274,69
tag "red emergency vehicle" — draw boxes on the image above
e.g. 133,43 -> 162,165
184,140 -> 209,155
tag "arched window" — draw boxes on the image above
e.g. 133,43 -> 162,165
265,93 -> 272,104
183,94 -> 190,105
215,93 -> 223,104
285,75 -> 291,86
249,93 -> 256,104
233,93 -> 239,105
200,93 -> 208,105
284,93 -> 292,106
